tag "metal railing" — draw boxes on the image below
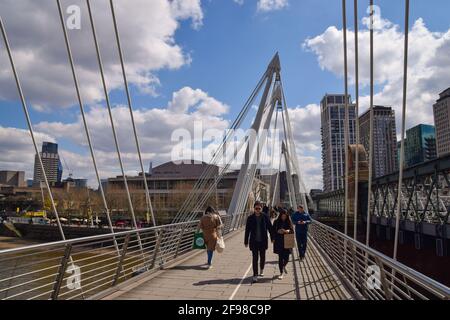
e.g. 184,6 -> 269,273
310,220 -> 450,300
0,213 -> 247,300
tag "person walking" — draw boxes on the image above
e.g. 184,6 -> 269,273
273,209 -> 294,280
198,206 -> 221,269
291,205 -> 312,259
244,201 -> 274,283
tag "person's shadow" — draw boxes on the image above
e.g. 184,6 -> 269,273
170,265 -> 208,271
193,276 -> 277,286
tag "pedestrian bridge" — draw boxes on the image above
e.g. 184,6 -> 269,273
1,214 -> 448,300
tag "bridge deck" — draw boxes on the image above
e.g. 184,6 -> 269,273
101,230 -> 352,300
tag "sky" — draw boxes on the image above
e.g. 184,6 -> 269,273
0,0 -> 449,190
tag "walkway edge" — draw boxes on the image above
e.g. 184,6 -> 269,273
309,236 -> 361,300
90,229 -> 244,300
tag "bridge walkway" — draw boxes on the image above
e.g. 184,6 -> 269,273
101,230 -> 352,300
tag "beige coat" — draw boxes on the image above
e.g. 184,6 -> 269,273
199,213 -> 221,251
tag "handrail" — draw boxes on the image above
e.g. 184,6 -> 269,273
310,220 -> 450,300
0,221 -> 195,256
0,213 -> 248,300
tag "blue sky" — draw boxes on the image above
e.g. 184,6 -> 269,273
1,0 -> 449,189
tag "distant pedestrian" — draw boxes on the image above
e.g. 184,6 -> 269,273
291,205 -> 312,259
244,201 -> 274,283
273,209 -> 294,280
198,206 -> 221,269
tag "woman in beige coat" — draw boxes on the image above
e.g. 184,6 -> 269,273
199,206 -> 222,269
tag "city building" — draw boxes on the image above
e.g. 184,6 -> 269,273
433,87 -> 450,156
33,142 -> 63,186
402,124 -> 437,167
0,171 -> 26,187
359,106 -> 398,178
62,177 -> 88,189
321,94 -> 357,192
106,160 -> 270,222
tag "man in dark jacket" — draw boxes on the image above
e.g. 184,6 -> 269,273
291,205 -> 312,259
245,201 -> 274,283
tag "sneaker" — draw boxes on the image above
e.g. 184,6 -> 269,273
259,269 -> 264,277
208,265 -> 213,270
252,276 -> 258,283
278,274 -> 284,280
283,267 -> 288,274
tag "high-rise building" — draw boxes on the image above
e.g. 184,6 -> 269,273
321,94 -> 356,192
0,171 -> 26,187
359,106 -> 398,178
402,124 -> 437,167
433,87 -> 450,157
33,142 -> 63,186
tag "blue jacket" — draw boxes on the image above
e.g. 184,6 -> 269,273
291,211 -> 312,234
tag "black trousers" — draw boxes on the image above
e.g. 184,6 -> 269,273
278,251 -> 290,274
251,241 -> 266,276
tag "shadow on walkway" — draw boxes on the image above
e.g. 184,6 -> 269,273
170,265 -> 208,271
193,276 -> 278,287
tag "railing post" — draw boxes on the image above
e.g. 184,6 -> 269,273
150,230 -> 164,270
174,227 -> 186,259
112,234 -> 131,286
374,256 -> 393,300
51,243 -> 73,300
350,242 -> 366,298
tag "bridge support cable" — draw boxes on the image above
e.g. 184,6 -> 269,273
84,0 -> 145,256
228,56 -> 279,219
282,142 -> 297,209
393,0 -> 410,261
0,17 -> 66,242
353,0 -> 361,240
182,57 -> 279,223
109,0 -> 156,228
230,80 -> 281,228
172,69 -> 269,223
365,0 -> 375,247
342,0 -> 350,236
271,146 -> 283,207
278,94 -> 309,211
269,108 -> 280,206
279,81 -> 309,211
236,96 -> 277,214
59,0 -> 140,258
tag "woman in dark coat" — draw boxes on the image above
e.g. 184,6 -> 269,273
273,209 -> 294,280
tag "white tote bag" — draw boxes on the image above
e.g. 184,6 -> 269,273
216,236 -> 225,253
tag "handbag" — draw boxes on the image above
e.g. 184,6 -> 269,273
284,233 -> 295,249
216,236 -> 225,253
193,231 -> 206,249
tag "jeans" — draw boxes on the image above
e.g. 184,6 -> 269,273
251,241 -> 266,276
278,252 -> 290,274
207,250 -> 214,265
296,232 -> 308,257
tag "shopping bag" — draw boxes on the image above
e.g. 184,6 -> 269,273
284,233 -> 295,249
193,231 -> 206,249
216,236 -> 225,253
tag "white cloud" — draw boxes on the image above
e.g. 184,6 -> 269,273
0,126 -> 55,179
303,17 -> 450,130
29,87 -> 230,184
257,0 -> 289,12
0,0 -> 203,111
